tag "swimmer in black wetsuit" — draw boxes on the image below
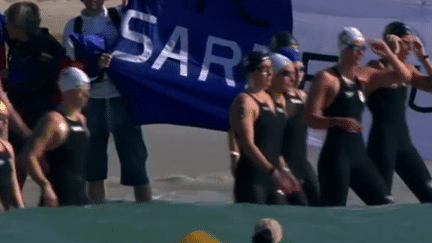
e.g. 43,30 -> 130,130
23,67 -> 90,207
274,48 -> 321,206
229,31 -> 303,176
230,51 -> 300,205
269,32 -> 320,206
0,100 -> 24,212
304,27 -> 412,206
365,22 -> 432,203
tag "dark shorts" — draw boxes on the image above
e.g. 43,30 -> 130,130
85,98 -> 149,186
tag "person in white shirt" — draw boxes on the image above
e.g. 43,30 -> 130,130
62,0 -> 151,204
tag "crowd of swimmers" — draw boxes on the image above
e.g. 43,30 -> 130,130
0,1 -> 431,213
230,23 -> 432,207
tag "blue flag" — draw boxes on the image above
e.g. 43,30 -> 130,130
108,0 -> 293,131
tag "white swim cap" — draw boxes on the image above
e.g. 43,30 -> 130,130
269,53 -> 292,75
338,27 -> 365,52
57,67 -> 90,92
253,218 -> 283,243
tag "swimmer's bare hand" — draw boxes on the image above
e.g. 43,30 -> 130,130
42,184 -> 59,208
98,53 -> 113,69
412,36 -> 427,59
382,35 -> 402,55
370,39 -> 393,57
335,117 -> 362,134
271,168 -> 301,195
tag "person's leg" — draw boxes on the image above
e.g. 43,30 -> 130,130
367,130 -> 397,191
302,160 -> 321,206
0,159 -> 11,209
134,184 -> 152,203
8,131 -> 26,189
350,158 -> 393,206
110,99 -> 151,202
318,146 -> 350,207
396,145 -> 432,203
286,190 -> 308,206
88,180 -> 106,204
85,98 -> 110,204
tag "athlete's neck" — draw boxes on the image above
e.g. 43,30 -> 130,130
82,7 -> 104,17
57,104 -> 81,121
336,63 -> 356,81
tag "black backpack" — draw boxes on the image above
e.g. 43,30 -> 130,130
72,8 -> 121,85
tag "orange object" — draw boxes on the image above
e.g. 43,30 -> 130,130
180,230 -> 222,243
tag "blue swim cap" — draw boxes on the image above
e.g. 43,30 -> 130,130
278,47 -> 301,62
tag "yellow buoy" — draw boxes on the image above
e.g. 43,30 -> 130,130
180,229 -> 222,243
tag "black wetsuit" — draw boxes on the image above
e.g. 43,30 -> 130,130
234,93 -> 287,205
282,92 -> 320,206
44,115 -> 90,207
0,151 -> 12,208
367,85 -> 432,203
318,67 -> 392,206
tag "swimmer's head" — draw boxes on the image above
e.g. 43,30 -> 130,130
269,53 -> 296,92
242,51 -> 271,76
58,67 -> 90,92
338,27 -> 366,52
252,218 -> 283,243
269,53 -> 292,75
278,47 -> 305,86
270,31 -> 299,52
383,21 -> 411,39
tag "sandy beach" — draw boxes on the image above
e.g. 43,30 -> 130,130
1,0 -> 431,208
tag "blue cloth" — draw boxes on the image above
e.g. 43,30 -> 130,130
105,0 -> 293,131
68,33 -> 106,79
279,47 -> 301,62
85,98 -> 149,186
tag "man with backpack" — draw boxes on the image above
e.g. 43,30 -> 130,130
62,0 -> 152,204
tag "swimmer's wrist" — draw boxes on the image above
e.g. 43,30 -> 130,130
282,166 -> 291,173
268,166 -> 277,175
230,151 -> 240,158
329,117 -> 341,128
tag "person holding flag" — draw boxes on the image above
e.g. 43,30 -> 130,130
63,0 -> 151,204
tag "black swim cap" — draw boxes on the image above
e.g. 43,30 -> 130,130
269,30 -> 299,52
383,22 -> 411,39
242,51 -> 270,76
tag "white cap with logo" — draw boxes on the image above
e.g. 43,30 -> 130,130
57,67 -> 90,92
